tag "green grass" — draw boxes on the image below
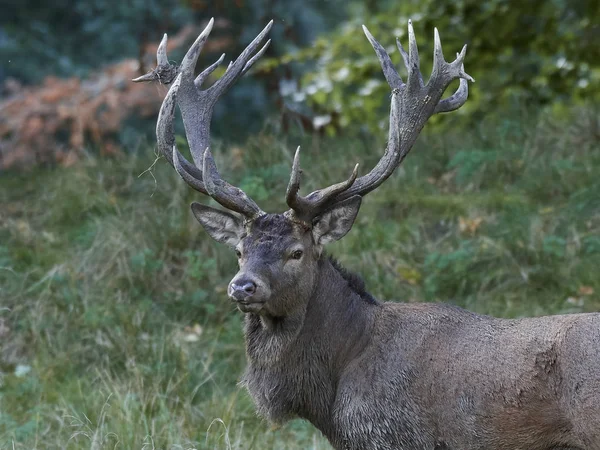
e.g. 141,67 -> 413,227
1,106 -> 599,449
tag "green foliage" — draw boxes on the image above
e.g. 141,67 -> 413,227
0,0 -> 190,84
239,175 -> 271,202
4,0 -> 597,146
424,241 -> 478,299
542,235 -> 567,258
271,0 -> 600,134
448,149 -> 503,184
1,105 -> 599,448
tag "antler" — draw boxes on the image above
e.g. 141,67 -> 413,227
133,18 -> 272,219
286,20 -> 474,223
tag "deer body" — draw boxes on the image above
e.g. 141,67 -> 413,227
135,18 -> 600,450
240,253 -> 600,450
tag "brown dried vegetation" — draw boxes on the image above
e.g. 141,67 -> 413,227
0,24 -> 231,171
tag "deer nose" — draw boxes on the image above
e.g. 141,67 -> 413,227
229,280 -> 257,301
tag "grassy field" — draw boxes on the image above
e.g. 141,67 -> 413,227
1,106 -> 599,449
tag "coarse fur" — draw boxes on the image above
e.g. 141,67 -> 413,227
328,256 -> 378,305
194,207 -> 600,450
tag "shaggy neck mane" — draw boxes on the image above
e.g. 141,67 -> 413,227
325,255 -> 378,305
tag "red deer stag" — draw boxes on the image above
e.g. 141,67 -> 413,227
133,18 -> 600,450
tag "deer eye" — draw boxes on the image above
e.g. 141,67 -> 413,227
235,249 -> 242,258
290,250 -> 303,260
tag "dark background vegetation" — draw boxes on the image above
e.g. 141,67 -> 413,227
1,0 -> 599,448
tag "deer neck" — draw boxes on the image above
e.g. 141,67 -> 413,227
241,257 -> 378,427
244,257 -> 377,363
306,256 -> 378,368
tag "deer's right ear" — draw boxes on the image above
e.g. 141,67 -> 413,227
191,202 -> 245,247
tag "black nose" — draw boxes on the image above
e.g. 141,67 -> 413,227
229,280 -> 257,301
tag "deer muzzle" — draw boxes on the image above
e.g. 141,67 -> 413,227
228,275 -> 270,313
229,280 -> 257,301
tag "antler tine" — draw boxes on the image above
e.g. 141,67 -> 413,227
202,148 -> 265,219
362,25 -> 404,90
395,20 -> 424,91
173,145 -> 208,193
406,20 -> 424,90
455,45 -> 474,82
428,29 -> 474,94
285,147 -> 359,223
396,38 -> 410,74
193,37 -> 271,92
241,39 -> 271,76
195,53 -> 225,89
132,32 -> 179,84
285,146 -> 303,210
285,21 -> 473,217
156,33 -> 169,66
208,20 -> 274,97
434,77 -> 469,114
180,18 -> 215,80
431,28 -> 445,79
434,50 -> 473,113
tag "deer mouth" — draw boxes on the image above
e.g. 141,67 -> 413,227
236,301 -> 266,314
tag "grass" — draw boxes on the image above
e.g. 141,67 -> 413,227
1,105 -> 599,449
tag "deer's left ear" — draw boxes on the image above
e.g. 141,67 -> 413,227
312,196 -> 362,246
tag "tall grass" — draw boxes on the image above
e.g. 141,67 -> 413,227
1,106 -> 599,449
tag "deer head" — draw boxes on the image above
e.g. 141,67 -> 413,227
134,18 -> 473,318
